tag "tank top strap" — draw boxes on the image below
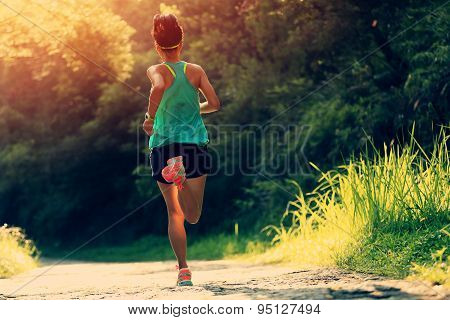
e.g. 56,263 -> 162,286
163,61 -> 187,78
162,63 -> 176,78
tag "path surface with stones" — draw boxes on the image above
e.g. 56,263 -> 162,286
0,259 -> 448,299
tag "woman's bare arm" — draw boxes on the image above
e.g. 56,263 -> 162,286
198,66 -> 220,114
143,65 -> 165,135
146,65 -> 166,117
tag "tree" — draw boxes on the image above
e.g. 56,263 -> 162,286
0,0 -> 137,243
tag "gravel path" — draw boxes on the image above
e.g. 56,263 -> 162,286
0,260 -> 448,300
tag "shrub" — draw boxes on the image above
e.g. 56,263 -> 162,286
0,224 -> 39,278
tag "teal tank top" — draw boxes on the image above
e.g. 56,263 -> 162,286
149,61 -> 209,149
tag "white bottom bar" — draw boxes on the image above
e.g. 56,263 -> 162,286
0,300 -> 448,320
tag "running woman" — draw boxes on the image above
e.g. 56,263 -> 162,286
142,13 -> 220,286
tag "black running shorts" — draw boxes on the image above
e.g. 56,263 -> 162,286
150,143 -> 212,184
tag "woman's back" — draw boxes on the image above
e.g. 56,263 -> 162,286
149,61 -> 209,148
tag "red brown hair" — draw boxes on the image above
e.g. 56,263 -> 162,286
152,13 -> 183,51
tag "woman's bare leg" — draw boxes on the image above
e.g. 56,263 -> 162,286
157,182 -> 188,269
178,175 -> 207,224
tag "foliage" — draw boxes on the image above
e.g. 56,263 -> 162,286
0,0 -> 139,244
0,0 -> 134,79
0,224 -> 38,278
260,131 -> 450,279
341,226 -> 449,278
44,233 -> 267,262
410,246 -> 450,288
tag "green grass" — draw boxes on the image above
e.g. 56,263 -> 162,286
43,233 -> 269,262
0,224 -> 39,278
258,128 -> 450,282
409,247 -> 450,288
339,226 -> 449,278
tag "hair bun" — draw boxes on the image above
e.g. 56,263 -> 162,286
152,13 -> 183,50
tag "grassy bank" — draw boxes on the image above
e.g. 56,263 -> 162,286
0,225 -> 38,278
256,131 -> 449,285
42,233 -> 268,263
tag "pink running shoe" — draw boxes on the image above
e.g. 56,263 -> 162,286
175,265 -> 193,286
161,156 -> 186,190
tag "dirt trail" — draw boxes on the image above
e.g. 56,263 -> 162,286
0,259 -> 448,300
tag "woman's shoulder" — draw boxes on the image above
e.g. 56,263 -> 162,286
147,63 -> 166,75
146,64 -> 173,82
185,62 -> 206,75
